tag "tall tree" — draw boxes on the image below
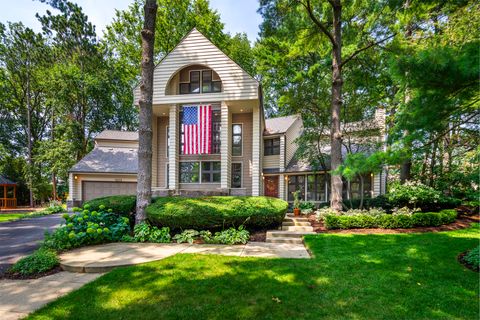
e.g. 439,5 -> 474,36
136,0 -> 158,224
257,0 -> 395,210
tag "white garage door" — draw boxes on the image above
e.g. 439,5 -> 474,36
82,181 -> 137,201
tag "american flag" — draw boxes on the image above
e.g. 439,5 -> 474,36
182,105 -> 212,154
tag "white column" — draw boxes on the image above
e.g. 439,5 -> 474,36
279,174 -> 286,200
279,135 -> 286,172
151,116 -> 158,188
68,173 -> 74,201
168,104 -> 179,190
220,101 -> 231,190
252,104 -> 261,196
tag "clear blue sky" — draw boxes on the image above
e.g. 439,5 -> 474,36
0,0 -> 262,43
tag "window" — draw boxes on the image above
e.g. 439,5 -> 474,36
201,162 -> 221,183
180,162 -> 199,183
349,174 -> 373,199
179,69 -> 221,94
232,124 -> 242,156
231,163 -> 242,188
179,108 -> 221,154
288,175 -> 305,201
307,174 -> 326,202
166,126 -> 170,157
264,138 -> 280,156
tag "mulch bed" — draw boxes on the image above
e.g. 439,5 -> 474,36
458,251 -> 479,272
0,265 -> 62,280
306,213 -> 480,234
249,229 -> 267,242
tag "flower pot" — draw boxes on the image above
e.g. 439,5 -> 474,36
293,208 -> 301,216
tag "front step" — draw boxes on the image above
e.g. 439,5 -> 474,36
284,217 -> 309,223
281,225 -> 314,232
267,230 -> 316,238
266,237 -> 304,244
282,221 -> 311,227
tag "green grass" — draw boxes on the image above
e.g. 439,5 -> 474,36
27,224 -> 480,320
0,212 -> 37,223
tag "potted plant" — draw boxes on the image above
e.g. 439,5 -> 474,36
292,190 -> 302,216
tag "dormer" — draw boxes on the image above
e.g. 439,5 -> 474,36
165,64 -> 222,95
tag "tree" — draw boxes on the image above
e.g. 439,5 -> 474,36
136,0 -> 158,224
257,0 -> 395,210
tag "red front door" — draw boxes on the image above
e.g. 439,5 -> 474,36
264,176 -> 279,198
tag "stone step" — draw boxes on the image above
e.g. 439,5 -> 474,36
267,230 -> 316,238
282,221 -> 311,227
266,237 -> 304,244
281,226 -> 314,232
283,217 -> 309,223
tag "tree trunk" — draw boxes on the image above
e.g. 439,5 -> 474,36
329,0 -> 343,212
51,110 -> 57,201
135,0 -> 158,225
429,140 -> 438,187
26,63 -> 34,208
359,174 -> 364,209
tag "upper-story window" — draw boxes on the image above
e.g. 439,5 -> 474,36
179,69 -> 222,94
232,124 -> 242,156
264,137 -> 280,156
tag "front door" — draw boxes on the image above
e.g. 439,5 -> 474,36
264,176 -> 279,198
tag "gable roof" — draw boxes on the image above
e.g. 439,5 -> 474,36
69,147 -> 137,174
95,130 -> 138,141
264,115 -> 299,136
0,176 -> 16,185
133,28 -> 259,104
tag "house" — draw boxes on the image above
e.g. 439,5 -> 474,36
67,28 -> 386,207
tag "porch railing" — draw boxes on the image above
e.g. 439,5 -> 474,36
0,198 -> 17,209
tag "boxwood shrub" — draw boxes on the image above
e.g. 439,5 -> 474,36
147,196 -> 288,230
324,209 -> 457,230
83,195 -> 136,220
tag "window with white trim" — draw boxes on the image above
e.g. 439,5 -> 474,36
232,124 -> 242,156
231,163 -> 242,188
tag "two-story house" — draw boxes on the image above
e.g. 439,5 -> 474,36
67,28 -> 386,207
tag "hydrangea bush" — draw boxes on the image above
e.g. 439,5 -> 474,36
43,204 -> 130,251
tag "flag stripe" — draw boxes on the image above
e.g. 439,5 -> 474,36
181,104 -> 212,155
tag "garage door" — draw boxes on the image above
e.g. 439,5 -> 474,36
82,181 -> 137,201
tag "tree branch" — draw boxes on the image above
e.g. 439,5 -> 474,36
341,33 -> 396,68
300,0 -> 335,46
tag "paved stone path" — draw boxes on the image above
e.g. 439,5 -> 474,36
0,271 -> 102,320
60,241 -> 311,273
0,214 -> 64,274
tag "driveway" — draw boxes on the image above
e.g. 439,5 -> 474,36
0,214 -> 64,274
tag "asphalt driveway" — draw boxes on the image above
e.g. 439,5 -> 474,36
0,214 -> 64,274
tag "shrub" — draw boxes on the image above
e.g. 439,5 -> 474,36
147,196 -> 288,230
43,206 -> 130,251
83,195 -> 136,218
387,181 -> 442,210
316,207 -> 337,221
300,201 -> 316,210
41,200 -> 65,214
173,230 -> 199,244
200,226 -> 250,245
130,222 -> 171,243
9,248 -> 59,276
324,209 -> 457,229
464,246 -> 480,270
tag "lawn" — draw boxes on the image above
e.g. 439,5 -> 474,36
28,224 -> 479,320
0,212 -> 37,223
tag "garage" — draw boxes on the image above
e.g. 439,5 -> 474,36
82,181 -> 137,202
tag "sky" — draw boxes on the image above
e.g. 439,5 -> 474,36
0,0 -> 262,43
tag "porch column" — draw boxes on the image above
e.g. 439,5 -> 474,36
151,115 -> 158,188
220,101 -> 231,190
168,104 -> 179,191
252,104 -> 261,196
279,135 -> 286,171
279,174 -> 286,200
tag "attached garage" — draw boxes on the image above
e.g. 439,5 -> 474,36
82,181 -> 137,202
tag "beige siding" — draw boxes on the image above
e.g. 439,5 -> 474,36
95,140 -> 138,148
232,112 -> 253,195
156,116 -> 169,188
285,116 -> 303,166
263,155 -> 280,168
220,102 -> 231,189
133,29 -> 258,105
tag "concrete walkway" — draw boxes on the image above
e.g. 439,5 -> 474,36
0,271 -> 102,320
60,241 -> 311,273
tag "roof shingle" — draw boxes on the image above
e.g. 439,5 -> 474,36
264,115 -> 299,135
94,130 -> 138,141
70,147 -> 138,174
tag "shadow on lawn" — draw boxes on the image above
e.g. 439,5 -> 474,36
28,228 -> 479,320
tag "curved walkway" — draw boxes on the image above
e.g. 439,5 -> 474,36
60,241 -> 311,273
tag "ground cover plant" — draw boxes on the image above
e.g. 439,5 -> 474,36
462,245 -> 479,271
8,248 -> 59,277
26,224 -> 479,320
147,196 -> 288,230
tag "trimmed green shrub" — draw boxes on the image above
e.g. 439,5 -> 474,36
324,209 -> 457,229
147,196 -> 288,230
43,205 -> 130,251
464,246 -> 480,270
83,195 -> 136,217
9,248 -> 59,276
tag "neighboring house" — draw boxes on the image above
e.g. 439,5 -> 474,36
68,28 -> 386,207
